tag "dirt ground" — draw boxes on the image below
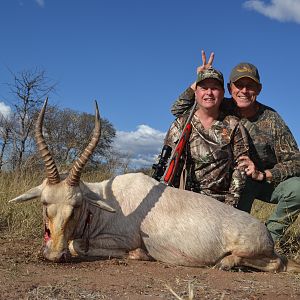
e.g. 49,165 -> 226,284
1,236 -> 300,300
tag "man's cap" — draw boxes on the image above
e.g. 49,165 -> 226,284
196,67 -> 224,87
229,62 -> 260,83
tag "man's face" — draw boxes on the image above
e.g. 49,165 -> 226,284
228,77 -> 262,109
195,78 -> 224,110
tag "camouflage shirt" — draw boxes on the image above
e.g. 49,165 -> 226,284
164,110 -> 249,205
171,87 -> 300,186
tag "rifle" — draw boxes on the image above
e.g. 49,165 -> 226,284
152,101 -> 197,186
151,145 -> 172,182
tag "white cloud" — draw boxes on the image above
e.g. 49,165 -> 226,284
35,0 -> 45,7
244,0 -> 300,23
0,102 -> 12,118
113,125 -> 166,168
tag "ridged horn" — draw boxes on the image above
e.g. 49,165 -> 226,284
35,98 -> 60,185
66,101 -> 101,186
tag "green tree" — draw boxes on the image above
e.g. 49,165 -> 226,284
42,106 -> 116,170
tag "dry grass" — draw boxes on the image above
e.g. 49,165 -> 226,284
165,280 -> 196,300
0,170 -> 44,238
26,283 -> 108,300
251,199 -> 300,257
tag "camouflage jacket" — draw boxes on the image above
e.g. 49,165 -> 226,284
164,111 -> 249,205
171,87 -> 300,186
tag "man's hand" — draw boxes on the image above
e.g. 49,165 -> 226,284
191,50 -> 215,90
237,155 -> 266,181
197,50 -> 215,74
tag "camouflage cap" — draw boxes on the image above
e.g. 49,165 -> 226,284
196,67 -> 224,87
229,62 -> 260,83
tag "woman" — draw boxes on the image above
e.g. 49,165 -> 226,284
164,67 -> 249,207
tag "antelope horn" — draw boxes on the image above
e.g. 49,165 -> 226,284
66,101 -> 101,186
35,97 -> 60,185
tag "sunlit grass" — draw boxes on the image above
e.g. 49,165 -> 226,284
251,199 -> 300,257
0,170 -> 44,238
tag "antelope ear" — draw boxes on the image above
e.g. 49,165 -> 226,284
87,197 -> 116,212
9,184 -> 43,203
83,189 -> 115,213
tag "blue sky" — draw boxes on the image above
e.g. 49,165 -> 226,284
0,0 -> 299,168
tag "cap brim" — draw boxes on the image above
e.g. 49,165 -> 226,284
231,75 -> 260,84
196,77 -> 224,86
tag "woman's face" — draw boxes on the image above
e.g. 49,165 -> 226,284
195,78 -> 224,110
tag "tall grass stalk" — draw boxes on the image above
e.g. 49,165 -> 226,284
0,170 -> 44,238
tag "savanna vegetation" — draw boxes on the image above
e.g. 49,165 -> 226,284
0,68 -> 119,172
0,66 -> 299,259
0,66 -> 143,238
0,68 -> 299,299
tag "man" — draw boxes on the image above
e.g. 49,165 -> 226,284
171,51 -> 300,245
164,67 -> 249,206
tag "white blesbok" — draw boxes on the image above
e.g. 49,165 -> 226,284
10,100 -> 300,272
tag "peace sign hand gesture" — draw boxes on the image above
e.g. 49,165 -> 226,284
191,50 -> 215,90
197,50 -> 214,74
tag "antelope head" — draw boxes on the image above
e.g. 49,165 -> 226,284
10,99 -> 114,262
